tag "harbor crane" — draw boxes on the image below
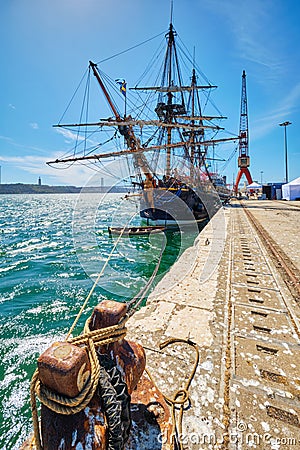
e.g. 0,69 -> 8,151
234,70 -> 253,194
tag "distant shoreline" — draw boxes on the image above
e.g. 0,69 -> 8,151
0,183 -> 129,194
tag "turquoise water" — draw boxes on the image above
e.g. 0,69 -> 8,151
0,193 -> 199,449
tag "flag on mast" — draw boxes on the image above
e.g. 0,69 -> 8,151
115,79 -> 127,97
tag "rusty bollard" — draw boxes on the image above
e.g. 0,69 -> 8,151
36,300 -> 146,449
89,300 -> 146,393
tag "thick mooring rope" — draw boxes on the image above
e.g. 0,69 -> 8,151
65,224 -> 128,341
30,219 -> 166,449
30,315 -> 128,450
30,221 -> 129,449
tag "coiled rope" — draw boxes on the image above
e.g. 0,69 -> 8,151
146,338 -> 199,450
30,315 -> 128,450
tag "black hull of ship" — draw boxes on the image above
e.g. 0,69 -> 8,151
216,189 -> 231,204
139,187 -> 211,227
140,207 -> 208,225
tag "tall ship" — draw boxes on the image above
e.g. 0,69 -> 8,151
48,20 -> 236,227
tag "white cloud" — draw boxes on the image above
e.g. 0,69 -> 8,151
281,82 -> 300,114
0,135 -> 14,143
55,127 -> 95,145
252,81 -> 300,140
30,122 -> 39,129
55,128 -> 83,142
0,154 -> 89,185
204,0 -> 286,83
55,127 -> 99,149
0,153 -> 120,186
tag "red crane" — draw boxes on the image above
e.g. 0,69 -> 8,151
234,70 -> 253,194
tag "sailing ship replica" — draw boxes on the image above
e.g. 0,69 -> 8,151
48,21 -> 236,228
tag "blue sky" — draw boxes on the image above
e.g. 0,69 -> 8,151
0,0 -> 299,187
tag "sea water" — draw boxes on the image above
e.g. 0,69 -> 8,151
0,193 -> 199,449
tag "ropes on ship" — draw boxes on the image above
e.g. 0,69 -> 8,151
65,224 -> 127,340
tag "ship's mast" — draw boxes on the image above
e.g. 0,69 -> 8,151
89,62 -> 120,120
166,23 -> 175,177
155,22 -> 186,177
190,68 -> 206,175
89,61 -> 154,182
190,68 -> 196,177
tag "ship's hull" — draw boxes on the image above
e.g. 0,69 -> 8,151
215,185 -> 231,203
139,186 -> 221,227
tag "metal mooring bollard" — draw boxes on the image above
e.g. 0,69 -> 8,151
37,300 -> 146,449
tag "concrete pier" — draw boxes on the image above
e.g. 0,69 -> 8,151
127,200 -> 300,449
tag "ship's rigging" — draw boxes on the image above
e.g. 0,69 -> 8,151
48,21 -> 238,197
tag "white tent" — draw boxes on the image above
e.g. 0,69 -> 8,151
282,177 -> 300,201
246,182 -> 262,190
